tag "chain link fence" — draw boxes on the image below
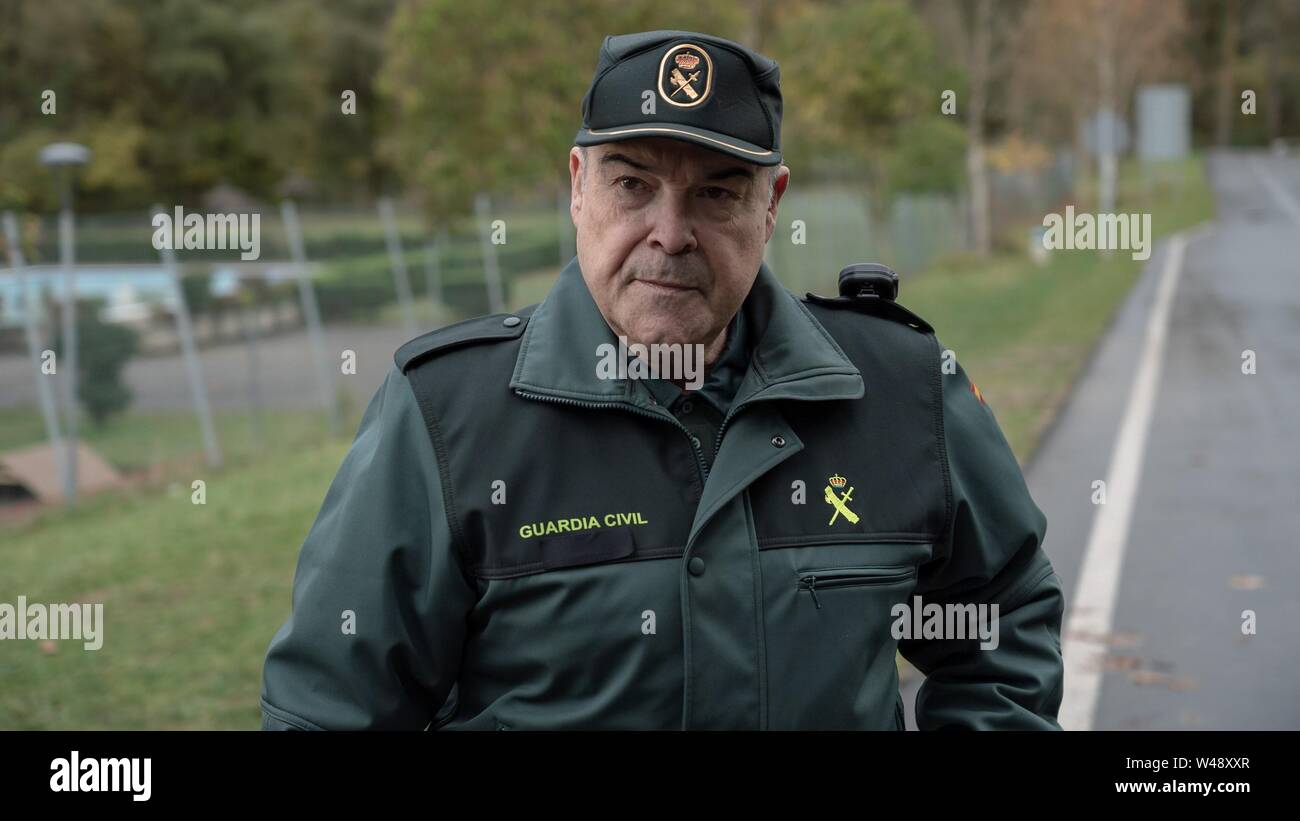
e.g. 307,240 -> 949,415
0,163 -> 1072,498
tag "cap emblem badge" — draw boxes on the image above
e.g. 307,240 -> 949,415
658,43 -> 713,108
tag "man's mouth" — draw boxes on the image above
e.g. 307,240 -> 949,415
636,277 -> 698,293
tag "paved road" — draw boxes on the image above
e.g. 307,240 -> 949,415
900,149 -> 1300,730
1037,149 -> 1300,730
0,322 -> 412,412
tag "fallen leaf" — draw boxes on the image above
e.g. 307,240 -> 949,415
1103,654 -> 1142,672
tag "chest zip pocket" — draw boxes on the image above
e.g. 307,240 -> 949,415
796,565 -> 916,609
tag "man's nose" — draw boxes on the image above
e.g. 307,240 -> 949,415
645,198 -> 698,255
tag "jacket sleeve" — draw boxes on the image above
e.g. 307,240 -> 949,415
896,354 -> 1065,730
260,364 -> 475,730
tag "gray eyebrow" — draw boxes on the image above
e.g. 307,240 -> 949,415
705,166 -> 755,182
600,152 -> 755,183
600,153 -> 654,172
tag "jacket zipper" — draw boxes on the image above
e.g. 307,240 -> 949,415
513,389 -> 711,484
797,567 -> 916,610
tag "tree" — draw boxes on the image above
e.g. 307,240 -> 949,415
53,299 -> 140,427
377,0 -> 749,219
916,0 -> 1027,257
1214,0 -> 1241,146
1012,0 -> 1187,209
0,0 -> 400,210
773,0 -> 944,181
963,0 -> 995,255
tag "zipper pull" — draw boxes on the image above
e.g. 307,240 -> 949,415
800,575 -> 822,609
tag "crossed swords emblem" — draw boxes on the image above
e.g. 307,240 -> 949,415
824,476 -> 859,526
669,67 -> 701,100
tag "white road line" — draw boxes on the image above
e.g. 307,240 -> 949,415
1058,226 -> 1208,730
1254,157 -> 1300,226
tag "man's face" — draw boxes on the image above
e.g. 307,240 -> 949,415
569,138 -> 789,350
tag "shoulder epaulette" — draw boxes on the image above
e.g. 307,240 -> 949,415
395,304 -> 538,373
802,262 -> 933,333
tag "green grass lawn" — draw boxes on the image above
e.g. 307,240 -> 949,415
0,437 -> 351,729
0,156 -> 1213,728
0,406 -> 338,474
909,156 -> 1212,456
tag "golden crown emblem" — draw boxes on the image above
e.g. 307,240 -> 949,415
829,474 -> 847,490
675,53 -> 701,70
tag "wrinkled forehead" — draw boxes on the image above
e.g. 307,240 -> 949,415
589,137 -> 761,181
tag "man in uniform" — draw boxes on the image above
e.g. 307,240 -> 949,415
261,30 -> 1064,730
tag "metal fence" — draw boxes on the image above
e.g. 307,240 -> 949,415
0,165 -> 1073,502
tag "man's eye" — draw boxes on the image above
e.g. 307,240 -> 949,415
616,176 -> 648,191
700,186 -> 737,200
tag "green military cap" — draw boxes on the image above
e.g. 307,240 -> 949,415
574,30 -> 783,166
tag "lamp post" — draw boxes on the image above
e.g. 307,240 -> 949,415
39,141 -> 91,506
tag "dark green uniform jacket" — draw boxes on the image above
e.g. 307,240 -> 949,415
261,258 -> 1065,730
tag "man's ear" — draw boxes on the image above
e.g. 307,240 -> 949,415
766,164 -> 790,242
569,146 -> 585,223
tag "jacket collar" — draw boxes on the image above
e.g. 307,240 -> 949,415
510,256 -> 864,409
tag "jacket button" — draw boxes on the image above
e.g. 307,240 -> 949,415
771,435 -> 786,448
502,315 -> 521,327
688,556 -> 706,577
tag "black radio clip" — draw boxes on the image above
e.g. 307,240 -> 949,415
838,262 -> 899,301
803,262 -> 931,333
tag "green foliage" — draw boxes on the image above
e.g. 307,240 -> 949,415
773,0 -> 946,180
53,300 -> 141,427
377,0 -> 748,216
179,272 -> 214,316
1,0 -> 1273,224
882,117 -> 968,196
376,0 -> 956,208
0,0 -> 398,210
